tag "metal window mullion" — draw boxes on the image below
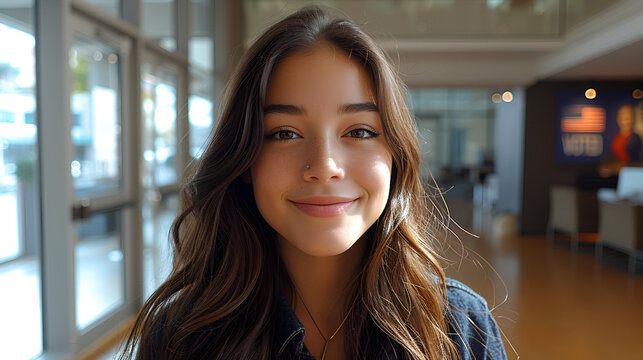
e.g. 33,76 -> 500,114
212,0 -> 243,131
208,0 -> 217,127
176,0 -> 189,57
127,31 -> 145,308
176,0 -> 190,174
177,64 -> 190,181
144,39 -> 189,67
36,0 -> 77,357
214,0 -> 243,80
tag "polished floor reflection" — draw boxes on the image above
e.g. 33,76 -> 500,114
445,200 -> 643,359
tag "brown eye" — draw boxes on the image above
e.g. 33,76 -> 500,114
278,131 -> 295,139
344,128 -> 378,139
268,130 -> 301,141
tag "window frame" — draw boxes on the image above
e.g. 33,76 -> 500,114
34,0 -> 217,358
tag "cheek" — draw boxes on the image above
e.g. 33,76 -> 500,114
250,148 -> 299,216
351,150 -> 393,206
251,151 -> 281,200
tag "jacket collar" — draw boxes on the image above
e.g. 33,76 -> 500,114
274,290 -> 309,358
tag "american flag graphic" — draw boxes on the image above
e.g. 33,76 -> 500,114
561,105 -> 606,133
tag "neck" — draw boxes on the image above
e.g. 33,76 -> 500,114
279,235 -> 367,334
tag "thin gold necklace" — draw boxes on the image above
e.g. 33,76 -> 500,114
294,289 -> 355,360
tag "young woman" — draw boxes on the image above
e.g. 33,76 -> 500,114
121,7 -> 507,360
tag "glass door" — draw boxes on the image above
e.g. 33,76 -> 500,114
69,15 -> 134,332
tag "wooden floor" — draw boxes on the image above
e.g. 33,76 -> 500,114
94,201 -> 643,360
445,201 -> 643,360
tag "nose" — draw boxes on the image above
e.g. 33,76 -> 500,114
303,135 -> 344,183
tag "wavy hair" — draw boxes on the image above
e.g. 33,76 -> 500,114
120,6 -> 459,359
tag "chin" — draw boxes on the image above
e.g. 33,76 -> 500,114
286,228 -> 364,257
299,242 -> 355,257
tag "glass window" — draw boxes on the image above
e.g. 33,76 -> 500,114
142,193 -> 177,298
75,209 -> 125,329
142,64 -> 178,187
142,0 -> 176,52
0,2 -> 42,358
189,69 -> 213,158
410,88 -> 496,183
188,0 -> 214,159
83,0 -> 121,18
70,35 -> 123,197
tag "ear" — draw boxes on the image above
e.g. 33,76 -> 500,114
240,169 -> 252,183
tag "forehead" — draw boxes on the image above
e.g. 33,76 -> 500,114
266,43 -> 375,106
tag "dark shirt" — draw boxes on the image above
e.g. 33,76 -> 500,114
274,278 -> 508,359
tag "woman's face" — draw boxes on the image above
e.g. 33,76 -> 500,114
251,43 -> 393,257
617,106 -> 634,134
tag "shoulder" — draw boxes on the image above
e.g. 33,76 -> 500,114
446,278 -> 488,309
445,278 -> 507,360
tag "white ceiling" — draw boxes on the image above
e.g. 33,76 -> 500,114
385,0 -> 643,87
547,36 -> 643,80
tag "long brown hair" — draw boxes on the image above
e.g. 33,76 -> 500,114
120,6 -> 458,359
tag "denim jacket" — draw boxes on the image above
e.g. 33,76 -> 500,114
274,278 -> 507,359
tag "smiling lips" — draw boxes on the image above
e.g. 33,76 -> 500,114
290,196 -> 357,218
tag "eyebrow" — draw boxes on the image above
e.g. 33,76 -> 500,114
263,102 -> 379,115
340,102 -> 379,113
263,104 -> 303,115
